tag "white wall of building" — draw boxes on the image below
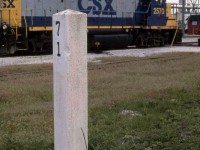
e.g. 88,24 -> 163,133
167,0 -> 179,3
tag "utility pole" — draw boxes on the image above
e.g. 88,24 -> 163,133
182,0 -> 185,35
63,0 -> 67,10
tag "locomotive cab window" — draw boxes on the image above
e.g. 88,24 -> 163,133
155,0 -> 163,6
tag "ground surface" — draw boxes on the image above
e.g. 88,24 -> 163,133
1,45 -> 200,67
1,53 -> 200,149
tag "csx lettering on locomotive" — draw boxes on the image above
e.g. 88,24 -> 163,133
78,0 -> 116,15
1,0 -> 15,8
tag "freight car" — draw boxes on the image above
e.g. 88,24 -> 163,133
0,0 -> 181,54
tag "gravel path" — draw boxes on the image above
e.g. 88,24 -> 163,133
1,40 -> 200,67
0,55 -> 53,67
88,46 -> 200,61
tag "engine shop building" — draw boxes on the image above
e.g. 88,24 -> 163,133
187,15 -> 200,35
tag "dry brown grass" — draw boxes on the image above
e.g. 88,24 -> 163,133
88,52 -> 200,107
0,64 -> 54,149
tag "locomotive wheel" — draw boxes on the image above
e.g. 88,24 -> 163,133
43,41 -> 52,53
29,32 -> 52,52
154,38 -> 164,47
153,39 -> 161,47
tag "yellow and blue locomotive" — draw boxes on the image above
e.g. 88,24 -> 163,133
0,0 -> 181,54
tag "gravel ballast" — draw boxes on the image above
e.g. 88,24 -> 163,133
1,45 -> 200,67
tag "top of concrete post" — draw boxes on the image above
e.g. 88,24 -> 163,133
53,9 -> 87,16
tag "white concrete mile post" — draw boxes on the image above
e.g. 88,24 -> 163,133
53,10 -> 88,150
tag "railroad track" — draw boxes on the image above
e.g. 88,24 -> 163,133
174,42 -> 198,46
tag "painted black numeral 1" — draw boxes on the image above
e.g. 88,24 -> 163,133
57,42 -> 60,57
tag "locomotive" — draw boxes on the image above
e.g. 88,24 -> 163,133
0,0 -> 181,54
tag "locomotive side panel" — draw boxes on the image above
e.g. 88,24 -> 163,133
76,0 -> 138,26
19,0 -> 155,27
0,0 -> 22,27
21,0 -> 65,27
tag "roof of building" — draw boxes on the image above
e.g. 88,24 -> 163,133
188,15 -> 200,21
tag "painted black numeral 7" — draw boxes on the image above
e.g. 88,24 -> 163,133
56,21 -> 60,36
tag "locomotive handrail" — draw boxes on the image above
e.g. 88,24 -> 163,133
171,21 -> 179,47
0,10 -> 2,25
10,10 -> 19,40
23,15 -> 28,38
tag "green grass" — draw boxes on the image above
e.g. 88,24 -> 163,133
89,98 -> 200,149
1,53 -> 200,149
